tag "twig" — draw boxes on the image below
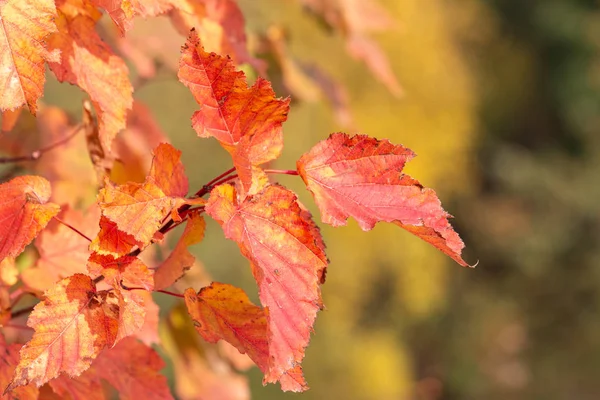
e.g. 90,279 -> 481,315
0,124 -> 83,164
264,168 -> 299,176
120,280 -> 184,298
54,217 -> 92,242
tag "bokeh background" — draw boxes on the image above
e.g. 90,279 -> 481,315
19,0 -> 600,399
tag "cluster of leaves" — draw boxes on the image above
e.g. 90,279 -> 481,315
0,0 -> 469,398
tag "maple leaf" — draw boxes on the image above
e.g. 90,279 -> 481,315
170,0 -> 266,74
48,2 -> 133,155
297,132 -> 469,266
92,337 -> 174,400
0,340 -> 39,400
179,31 -> 290,193
0,0 -> 59,113
300,0 -> 402,96
87,253 -> 154,342
97,143 -> 188,244
206,184 -> 328,391
184,283 -> 269,373
92,0 -> 186,32
155,211 -> 206,291
6,274 -> 120,391
0,176 -> 60,262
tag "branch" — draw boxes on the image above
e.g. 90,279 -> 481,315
0,123 -> 83,164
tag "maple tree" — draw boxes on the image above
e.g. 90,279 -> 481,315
0,0 -> 471,398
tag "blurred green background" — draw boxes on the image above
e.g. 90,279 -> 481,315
39,0 -> 600,399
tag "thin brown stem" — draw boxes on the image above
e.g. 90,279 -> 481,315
264,168 -> 299,176
0,124 -> 83,164
120,280 -> 184,298
54,217 -> 92,242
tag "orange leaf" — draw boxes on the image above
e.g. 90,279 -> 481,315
297,132 -> 469,266
205,184 -> 328,391
0,0 -> 59,113
97,143 -> 188,244
47,369 -> 105,400
184,283 -> 269,372
155,211 -> 205,290
33,205 -> 100,283
0,176 -> 60,262
179,31 -> 290,193
87,254 -> 154,342
148,143 -> 189,197
48,4 -> 133,154
6,274 -> 119,391
92,337 -> 174,400
90,216 -> 143,257
170,0 -> 266,73
98,181 -> 182,244
0,340 -> 39,400
92,0 -> 186,33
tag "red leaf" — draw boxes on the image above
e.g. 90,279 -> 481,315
184,283 -> 269,372
0,176 -> 60,262
0,0 -> 59,113
34,205 -> 100,282
92,337 -> 174,400
87,254 -> 154,342
48,4 -> 133,154
179,31 -> 290,193
297,132 -> 469,266
206,184 -> 328,391
48,369 -> 105,400
90,216 -> 144,257
0,341 -> 39,400
148,143 -> 189,197
6,274 -> 119,391
92,0 -> 186,33
155,211 -> 206,290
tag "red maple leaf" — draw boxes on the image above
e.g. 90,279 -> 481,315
179,31 -> 290,194
0,176 -> 60,262
297,132 -> 469,266
206,183 -> 328,391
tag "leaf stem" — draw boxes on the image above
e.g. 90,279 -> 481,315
264,168 -> 299,176
120,281 -> 185,298
0,123 -> 83,164
54,217 -> 92,242
201,167 -> 236,191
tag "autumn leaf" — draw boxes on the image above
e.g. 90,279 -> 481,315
179,31 -> 290,193
0,340 -> 39,400
48,369 -> 105,400
33,205 -> 100,283
0,176 -> 60,262
92,337 -> 174,400
206,184 -> 328,391
148,143 -> 189,197
155,211 -> 205,291
6,274 -> 119,391
170,0 -> 266,74
300,0 -> 402,96
184,283 -> 269,372
111,101 -> 171,185
90,217 -> 144,257
48,2 -> 133,154
0,0 -> 59,113
297,132 -> 469,266
92,0 -> 187,33
97,143 -> 188,244
87,253 -> 154,342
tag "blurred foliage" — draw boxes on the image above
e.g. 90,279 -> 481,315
37,0 -> 600,398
